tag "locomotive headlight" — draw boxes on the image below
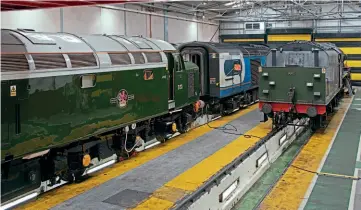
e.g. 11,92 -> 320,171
307,107 -> 317,117
262,103 -> 272,114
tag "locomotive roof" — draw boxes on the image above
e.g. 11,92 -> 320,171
1,29 -> 176,76
178,41 -> 242,54
237,43 -> 270,56
275,40 -> 342,54
1,29 -> 176,54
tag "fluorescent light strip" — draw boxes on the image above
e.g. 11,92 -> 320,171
86,159 -> 116,175
145,141 -> 161,150
256,152 -> 268,168
225,1 -> 236,6
279,134 -> 288,146
219,179 -> 239,202
1,192 -> 38,210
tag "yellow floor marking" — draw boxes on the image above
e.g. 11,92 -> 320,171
17,104 -> 258,210
132,120 -> 272,210
259,97 -> 351,210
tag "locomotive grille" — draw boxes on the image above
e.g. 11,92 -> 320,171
32,54 -> 67,70
68,53 -> 97,68
251,59 -> 261,85
1,54 -> 29,72
144,52 -> 162,63
188,72 -> 195,98
132,52 -> 145,64
109,53 -> 131,65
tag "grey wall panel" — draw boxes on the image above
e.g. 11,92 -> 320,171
1,8 -> 60,32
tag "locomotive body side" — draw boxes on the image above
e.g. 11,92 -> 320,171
1,29 -> 200,206
179,42 -> 268,114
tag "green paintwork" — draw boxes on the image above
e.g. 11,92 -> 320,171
259,67 -> 326,105
1,62 -> 200,160
304,91 -> 361,210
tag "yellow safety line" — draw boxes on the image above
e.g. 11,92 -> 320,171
268,34 -> 311,42
16,104 -> 258,210
258,97 -> 352,210
132,120 -> 272,210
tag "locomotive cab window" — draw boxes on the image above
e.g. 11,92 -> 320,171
144,52 -> 162,63
224,59 -> 242,76
173,53 -> 184,72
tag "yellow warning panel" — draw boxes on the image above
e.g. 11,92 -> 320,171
268,34 -> 311,42
223,38 -> 264,42
315,38 -> 361,42
10,85 -> 16,97
346,60 -> 361,67
351,73 -> 361,81
340,47 -> 361,55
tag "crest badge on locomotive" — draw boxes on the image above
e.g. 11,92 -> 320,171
118,89 -> 128,108
110,89 -> 134,108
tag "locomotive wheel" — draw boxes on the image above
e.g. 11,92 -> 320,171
155,134 -> 166,143
179,123 -> 190,134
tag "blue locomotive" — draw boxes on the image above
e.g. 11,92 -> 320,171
178,42 -> 269,114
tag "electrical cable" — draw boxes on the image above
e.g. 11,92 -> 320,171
203,104 -> 263,139
290,165 -> 361,180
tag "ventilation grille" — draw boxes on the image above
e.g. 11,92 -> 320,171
251,59 -> 261,85
32,54 -> 67,70
188,72 -> 195,98
1,54 -> 29,72
68,53 -> 97,68
132,53 -> 145,64
145,52 -> 162,63
109,53 -> 131,65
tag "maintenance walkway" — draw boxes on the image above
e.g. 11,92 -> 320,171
259,89 -> 361,210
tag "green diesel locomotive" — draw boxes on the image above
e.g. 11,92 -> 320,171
1,29 -> 201,207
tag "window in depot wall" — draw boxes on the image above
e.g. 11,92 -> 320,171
245,22 -> 261,30
224,59 -> 242,77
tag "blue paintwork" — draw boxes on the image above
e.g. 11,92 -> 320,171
219,55 -> 266,98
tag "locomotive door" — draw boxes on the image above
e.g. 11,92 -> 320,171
1,81 -> 10,150
166,53 -> 175,102
181,47 -> 208,96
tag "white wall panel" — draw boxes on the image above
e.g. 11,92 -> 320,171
63,7 -> 101,34
2,5 -> 219,43
100,8 -> 125,35
198,23 -> 219,42
168,19 -> 198,43
150,15 -> 164,40
1,8 -> 60,32
126,12 -> 147,36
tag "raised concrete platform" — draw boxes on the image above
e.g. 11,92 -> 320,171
18,104 -> 265,210
258,90 -> 360,210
